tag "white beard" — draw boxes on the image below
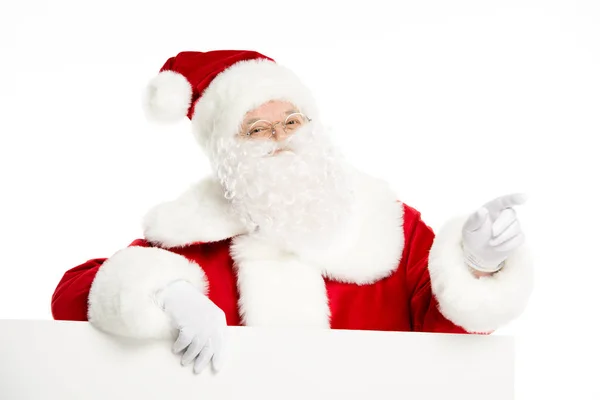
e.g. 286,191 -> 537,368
207,121 -> 357,258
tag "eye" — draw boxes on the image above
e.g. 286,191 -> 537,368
249,126 -> 269,136
286,116 -> 303,125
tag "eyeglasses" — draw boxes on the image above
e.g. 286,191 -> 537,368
244,112 -> 311,139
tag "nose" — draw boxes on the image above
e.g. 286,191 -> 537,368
271,123 -> 290,141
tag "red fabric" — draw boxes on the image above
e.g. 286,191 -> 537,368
51,258 -> 104,321
159,50 -> 275,119
51,204 -> 468,334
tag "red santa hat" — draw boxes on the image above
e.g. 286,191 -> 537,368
142,50 -> 319,145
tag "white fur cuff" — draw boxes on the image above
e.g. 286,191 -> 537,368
88,246 -> 208,339
428,215 -> 534,333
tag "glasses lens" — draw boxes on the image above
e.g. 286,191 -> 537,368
284,114 -> 306,132
248,121 -> 273,138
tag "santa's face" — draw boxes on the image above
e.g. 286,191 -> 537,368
239,100 -> 303,145
206,100 -> 357,257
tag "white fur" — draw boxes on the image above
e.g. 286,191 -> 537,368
142,70 -> 193,123
87,246 -> 208,339
142,178 -> 248,247
191,58 -> 320,150
208,121 -> 357,260
230,234 -> 330,328
309,171 -> 404,285
142,171 -> 405,284
428,215 -> 534,333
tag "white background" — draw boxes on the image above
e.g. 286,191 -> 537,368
0,0 -> 598,398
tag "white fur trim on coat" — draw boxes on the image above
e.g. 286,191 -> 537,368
428,215 -> 534,333
309,171 -> 404,284
230,235 -> 330,328
142,178 -> 248,247
141,171 -> 404,284
87,246 -> 208,339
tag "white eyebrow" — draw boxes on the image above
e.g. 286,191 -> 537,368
244,110 -> 299,126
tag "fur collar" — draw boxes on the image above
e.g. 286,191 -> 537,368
142,171 -> 404,284
142,178 -> 248,247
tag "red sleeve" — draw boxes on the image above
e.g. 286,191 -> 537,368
50,239 -> 151,322
401,205 -> 470,334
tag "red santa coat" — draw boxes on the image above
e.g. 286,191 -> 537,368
51,172 -> 534,339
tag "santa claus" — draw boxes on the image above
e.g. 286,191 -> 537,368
51,50 -> 534,375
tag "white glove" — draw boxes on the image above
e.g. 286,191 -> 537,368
156,280 -> 227,374
461,193 -> 527,273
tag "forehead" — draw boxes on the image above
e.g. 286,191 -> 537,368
244,100 -> 298,119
